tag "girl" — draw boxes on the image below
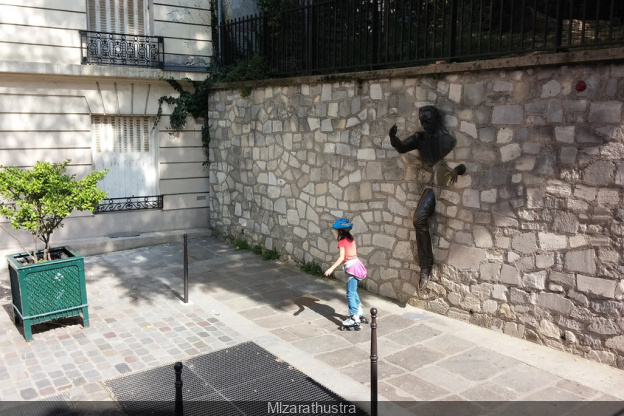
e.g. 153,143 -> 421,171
324,218 -> 367,329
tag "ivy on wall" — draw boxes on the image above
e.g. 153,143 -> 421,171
156,77 -> 212,166
155,55 -> 274,165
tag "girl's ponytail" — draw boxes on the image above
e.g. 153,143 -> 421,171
338,229 -> 354,242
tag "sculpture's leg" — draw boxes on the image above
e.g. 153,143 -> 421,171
414,188 -> 436,290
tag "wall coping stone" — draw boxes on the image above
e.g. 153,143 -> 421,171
209,47 -> 624,91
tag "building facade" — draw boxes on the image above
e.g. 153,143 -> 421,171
0,0 -> 212,254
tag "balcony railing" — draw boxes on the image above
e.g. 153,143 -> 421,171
95,195 -> 163,213
80,31 -> 164,68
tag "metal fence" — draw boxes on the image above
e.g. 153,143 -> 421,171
219,0 -> 624,76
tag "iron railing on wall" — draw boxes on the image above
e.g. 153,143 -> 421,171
79,31 -> 165,68
220,0 -> 624,77
95,195 -> 163,213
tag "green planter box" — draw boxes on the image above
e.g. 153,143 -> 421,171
6,247 -> 89,341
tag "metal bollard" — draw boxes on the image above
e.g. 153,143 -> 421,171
183,234 -> 189,303
370,308 -> 378,416
174,362 -> 183,416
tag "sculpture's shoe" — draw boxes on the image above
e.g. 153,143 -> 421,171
418,268 -> 431,290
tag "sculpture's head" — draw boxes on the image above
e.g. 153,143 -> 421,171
419,105 -> 440,134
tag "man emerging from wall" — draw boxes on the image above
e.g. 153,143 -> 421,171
388,105 -> 466,290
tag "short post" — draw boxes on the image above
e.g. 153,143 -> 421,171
183,234 -> 189,303
370,308 -> 378,416
174,362 -> 183,416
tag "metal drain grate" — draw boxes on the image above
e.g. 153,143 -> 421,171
104,341 -> 367,416
0,395 -> 76,416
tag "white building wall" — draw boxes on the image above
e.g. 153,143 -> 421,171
0,0 -> 212,254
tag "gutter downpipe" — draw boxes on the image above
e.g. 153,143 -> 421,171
217,0 -> 224,56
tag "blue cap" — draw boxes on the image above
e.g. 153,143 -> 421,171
331,218 -> 353,229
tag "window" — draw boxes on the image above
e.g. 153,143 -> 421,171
87,0 -> 149,35
92,116 -> 158,199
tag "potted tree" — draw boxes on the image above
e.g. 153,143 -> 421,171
0,160 -> 107,341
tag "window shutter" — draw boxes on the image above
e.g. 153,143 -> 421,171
87,0 -> 148,35
92,116 -> 157,198
93,116 -> 151,154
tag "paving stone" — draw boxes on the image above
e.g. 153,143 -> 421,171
19,387 -> 38,400
386,345 -> 446,371
387,374 -> 451,400
438,346 -> 522,381
491,364 -> 561,395
421,333 -> 475,355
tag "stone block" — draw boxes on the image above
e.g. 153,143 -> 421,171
479,126 -> 496,142
511,233 -> 538,254
379,282 -> 397,299
440,189 -> 460,204
554,126 -> 575,143
473,226 -> 493,248
479,263 -> 501,281
503,322 -> 525,338
369,83 -> 383,100
429,298 -> 451,315
492,285 -> 508,301
537,293 -> 574,314
447,244 -> 487,270
460,121 -> 478,138
588,318 -> 619,335
605,335 -> 624,353
463,82 -> 486,106
539,319 -> 561,339
492,105 -> 524,125
501,264 -> 521,286
523,271 -> 547,290
541,80 -> 561,98
583,161 -> 615,186
462,189 -> 480,208
565,249 -> 596,274
588,101 -> 622,124
559,147 -> 578,165
449,84 -> 462,103
577,275 -> 616,298
538,232 -> 567,250
553,212 -> 579,234
536,253 -> 554,269
500,143 -> 522,162
548,272 -> 574,289
547,99 -> 563,123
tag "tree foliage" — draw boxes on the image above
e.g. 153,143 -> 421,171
0,160 -> 108,263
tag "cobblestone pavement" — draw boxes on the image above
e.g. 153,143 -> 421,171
1,233 -> 623,415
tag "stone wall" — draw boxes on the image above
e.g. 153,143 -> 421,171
207,52 -> 624,368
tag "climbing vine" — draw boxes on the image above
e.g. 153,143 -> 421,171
155,55 -> 275,165
155,77 -> 212,166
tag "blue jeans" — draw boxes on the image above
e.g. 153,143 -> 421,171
346,276 -> 361,316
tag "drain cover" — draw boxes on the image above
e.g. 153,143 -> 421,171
104,341 -> 367,416
0,395 -> 75,416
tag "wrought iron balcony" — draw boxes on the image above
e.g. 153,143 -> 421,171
80,30 -> 164,68
95,195 -> 163,213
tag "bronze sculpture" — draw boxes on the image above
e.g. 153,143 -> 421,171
389,106 -> 465,290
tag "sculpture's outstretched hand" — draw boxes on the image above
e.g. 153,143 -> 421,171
389,124 -> 400,147
447,164 -> 467,184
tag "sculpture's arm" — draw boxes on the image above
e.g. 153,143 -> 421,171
389,124 -> 419,154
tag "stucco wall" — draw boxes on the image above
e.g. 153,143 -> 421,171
208,53 -> 624,368
0,0 -> 212,68
0,74 -> 210,253
153,0 -> 213,68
